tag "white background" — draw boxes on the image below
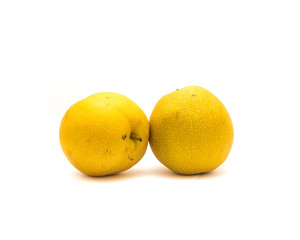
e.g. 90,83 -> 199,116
1,1 -> 299,239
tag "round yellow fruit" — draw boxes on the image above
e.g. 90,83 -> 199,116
149,86 -> 234,175
59,92 -> 149,176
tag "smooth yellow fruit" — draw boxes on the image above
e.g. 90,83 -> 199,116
59,92 -> 149,176
149,86 -> 233,175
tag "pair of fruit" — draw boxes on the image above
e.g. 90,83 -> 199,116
59,86 -> 234,177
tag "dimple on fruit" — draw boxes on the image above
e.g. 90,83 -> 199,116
149,86 -> 234,175
59,92 -> 149,176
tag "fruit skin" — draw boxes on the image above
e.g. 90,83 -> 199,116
59,92 -> 149,176
149,86 -> 234,175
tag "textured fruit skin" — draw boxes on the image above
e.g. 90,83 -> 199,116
59,92 -> 149,176
149,86 -> 233,175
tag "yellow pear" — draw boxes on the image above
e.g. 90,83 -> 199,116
59,92 -> 149,176
149,86 -> 233,175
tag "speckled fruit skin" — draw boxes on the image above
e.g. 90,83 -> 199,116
149,86 -> 234,175
59,92 -> 149,176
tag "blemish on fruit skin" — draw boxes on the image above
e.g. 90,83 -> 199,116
67,151 -> 72,157
105,96 -> 111,99
129,132 -> 142,142
192,94 -> 196,97
86,138 -> 91,143
124,147 -> 134,160
106,148 -> 109,153
122,135 -> 127,140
